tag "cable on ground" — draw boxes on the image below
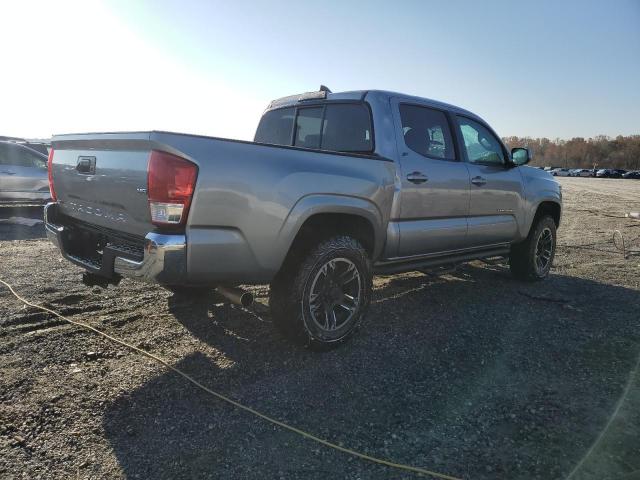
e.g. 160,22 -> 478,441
0,278 -> 461,480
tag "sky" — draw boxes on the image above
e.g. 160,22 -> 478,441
1,0 -> 639,141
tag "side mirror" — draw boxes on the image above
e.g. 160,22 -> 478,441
511,147 -> 532,166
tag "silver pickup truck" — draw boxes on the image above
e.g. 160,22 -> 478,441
45,88 -> 561,349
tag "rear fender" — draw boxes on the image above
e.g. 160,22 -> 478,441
276,194 -> 385,263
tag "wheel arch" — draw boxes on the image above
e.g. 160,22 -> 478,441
534,200 -> 561,228
275,195 -> 384,270
521,196 -> 562,240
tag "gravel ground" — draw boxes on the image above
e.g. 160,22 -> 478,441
1,178 -> 639,480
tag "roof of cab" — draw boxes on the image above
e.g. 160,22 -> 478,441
266,89 -> 481,120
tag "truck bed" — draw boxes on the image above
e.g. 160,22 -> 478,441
49,131 -> 396,284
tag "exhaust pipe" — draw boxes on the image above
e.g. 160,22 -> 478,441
216,286 -> 254,307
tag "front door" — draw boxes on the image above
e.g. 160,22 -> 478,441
392,100 -> 470,258
454,115 -> 524,247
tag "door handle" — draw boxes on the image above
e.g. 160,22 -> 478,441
406,171 -> 428,184
471,176 -> 487,186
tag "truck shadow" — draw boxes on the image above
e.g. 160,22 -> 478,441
104,265 -> 640,479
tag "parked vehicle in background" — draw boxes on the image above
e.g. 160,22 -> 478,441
551,168 -> 571,177
0,136 -> 50,156
45,88 -> 562,349
597,169 -> 627,178
573,169 -> 593,177
622,170 -> 640,179
0,141 -> 50,204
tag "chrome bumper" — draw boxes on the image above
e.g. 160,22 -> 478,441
113,234 -> 186,283
44,202 -> 187,284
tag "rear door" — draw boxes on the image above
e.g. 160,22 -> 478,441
0,143 -> 48,196
391,99 -> 470,257
453,115 -> 523,247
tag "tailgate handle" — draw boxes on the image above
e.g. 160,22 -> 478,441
76,156 -> 96,174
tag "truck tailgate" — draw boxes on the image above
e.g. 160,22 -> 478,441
51,133 -> 153,238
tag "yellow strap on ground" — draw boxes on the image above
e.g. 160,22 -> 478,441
0,278 -> 461,480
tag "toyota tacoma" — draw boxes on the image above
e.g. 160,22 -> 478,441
45,88 -> 562,349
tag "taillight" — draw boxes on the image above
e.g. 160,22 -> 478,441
47,148 -> 57,201
147,150 -> 198,227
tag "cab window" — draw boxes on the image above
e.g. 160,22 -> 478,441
457,116 -> 505,166
254,103 -> 373,154
321,103 -> 372,153
294,107 -> 323,149
254,107 -> 295,145
399,104 -> 455,160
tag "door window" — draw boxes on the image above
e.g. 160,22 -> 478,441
20,149 -> 47,169
0,144 -> 46,168
399,104 -> 455,160
321,104 -> 372,153
457,117 -> 505,166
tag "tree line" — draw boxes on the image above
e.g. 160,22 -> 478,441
502,135 -> 640,170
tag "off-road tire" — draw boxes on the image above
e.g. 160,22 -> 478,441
510,215 -> 557,281
269,236 -> 372,350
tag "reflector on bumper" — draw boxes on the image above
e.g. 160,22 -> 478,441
149,202 -> 185,224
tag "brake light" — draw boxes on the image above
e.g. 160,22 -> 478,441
147,150 -> 198,226
47,148 -> 57,201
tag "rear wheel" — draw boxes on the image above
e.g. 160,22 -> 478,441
510,215 -> 557,281
269,236 -> 372,350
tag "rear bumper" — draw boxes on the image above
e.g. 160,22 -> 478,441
45,202 -> 187,284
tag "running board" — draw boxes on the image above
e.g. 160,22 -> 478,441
419,265 -> 459,277
374,247 -> 510,275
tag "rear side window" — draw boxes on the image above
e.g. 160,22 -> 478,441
254,103 -> 374,154
399,104 -> 455,160
321,104 -> 373,152
254,107 -> 295,145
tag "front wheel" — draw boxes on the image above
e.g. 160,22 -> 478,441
269,236 -> 372,350
509,215 -> 557,281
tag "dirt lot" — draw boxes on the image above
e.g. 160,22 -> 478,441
1,177 -> 639,480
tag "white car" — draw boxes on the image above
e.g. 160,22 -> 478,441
551,168 -> 571,177
574,169 -> 593,177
